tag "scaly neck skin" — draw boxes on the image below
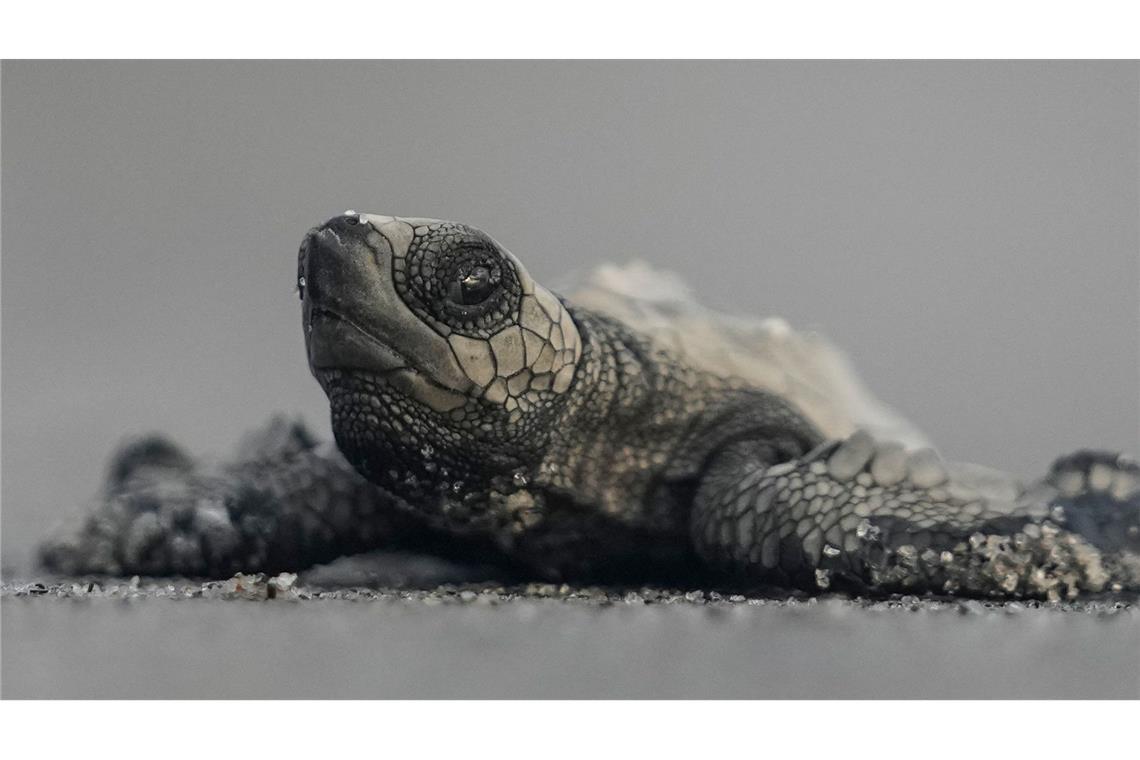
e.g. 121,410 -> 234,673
533,306 -> 824,533
321,363 -> 559,539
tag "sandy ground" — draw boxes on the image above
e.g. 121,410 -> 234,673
3,577 -> 1137,698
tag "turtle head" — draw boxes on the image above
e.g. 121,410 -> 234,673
297,211 -> 582,489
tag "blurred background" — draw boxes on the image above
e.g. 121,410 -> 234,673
3,61 -> 1138,572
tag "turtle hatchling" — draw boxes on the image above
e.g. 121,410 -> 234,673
40,212 -> 1140,599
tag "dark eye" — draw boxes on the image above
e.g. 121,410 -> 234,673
397,225 -> 521,338
447,265 -> 496,306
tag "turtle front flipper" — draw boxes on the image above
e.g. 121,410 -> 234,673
37,417 -> 494,580
691,431 -> 1140,599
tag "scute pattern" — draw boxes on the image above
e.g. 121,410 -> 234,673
456,283 -> 581,418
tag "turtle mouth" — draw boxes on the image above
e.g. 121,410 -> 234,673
299,213 -> 478,408
306,306 -> 470,413
307,306 -> 412,375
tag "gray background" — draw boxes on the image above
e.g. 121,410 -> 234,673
3,61 -> 1138,572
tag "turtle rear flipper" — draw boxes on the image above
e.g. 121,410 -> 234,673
105,433 -> 196,493
1044,451 -> 1140,555
691,432 -> 1140,599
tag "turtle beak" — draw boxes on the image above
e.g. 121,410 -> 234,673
300,216 -> 407,376
300,214 -> 372,317
296,213 -> 474,394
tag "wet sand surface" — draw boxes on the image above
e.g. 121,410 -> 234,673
3,579 -> 1138,698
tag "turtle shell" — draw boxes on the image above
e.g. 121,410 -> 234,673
565,260 -> 930,449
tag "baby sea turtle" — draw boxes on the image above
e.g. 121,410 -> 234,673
40,213 -> 1140,599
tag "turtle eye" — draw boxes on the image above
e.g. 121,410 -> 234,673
447,265 -> 496,306
398,225 -> 521,337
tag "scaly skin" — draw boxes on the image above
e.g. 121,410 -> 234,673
39,212 -> 1140,598
693,437 -> 1140,599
